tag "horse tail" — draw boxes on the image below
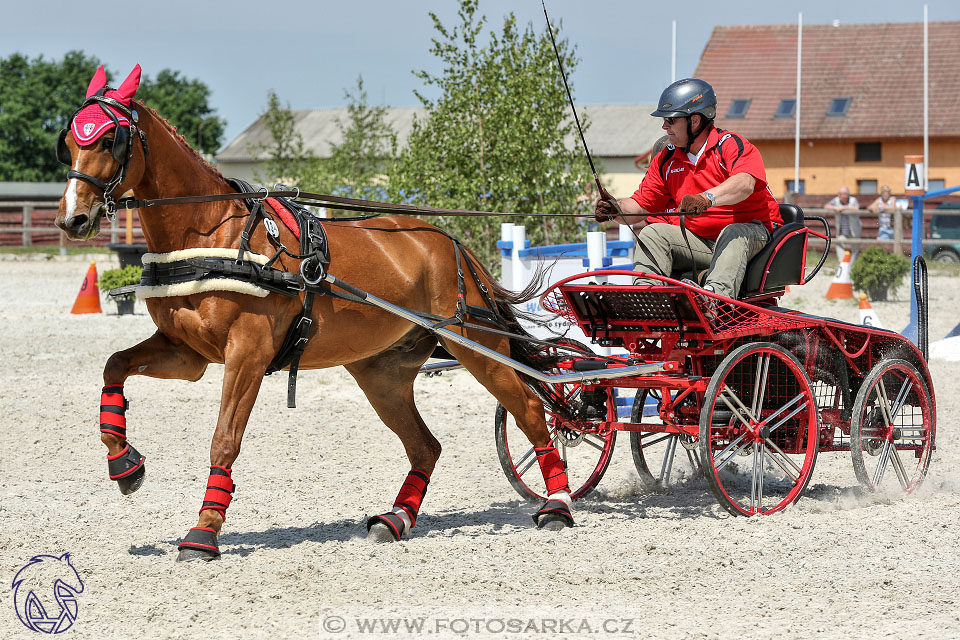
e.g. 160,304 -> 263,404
463,250 -> 579,421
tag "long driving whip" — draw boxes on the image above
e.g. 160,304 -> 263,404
540,0 -> 642,242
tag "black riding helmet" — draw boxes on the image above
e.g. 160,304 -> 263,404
651,78 -> 717,152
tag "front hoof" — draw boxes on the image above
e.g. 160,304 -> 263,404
367,523 -> 399,543
176,547 -> 220,562
116,465 -> 145,495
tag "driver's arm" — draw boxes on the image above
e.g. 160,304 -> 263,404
708,172 -> 756,207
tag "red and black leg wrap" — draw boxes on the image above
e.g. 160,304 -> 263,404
535,446 -> 570,495
533,498 -> 574,528
177,527 -> 221,558
107,443 -> 144,481
100,385 -> 128,440
200,466 -> 234,521
367,469 -> 431,540
392,470 -> 430,527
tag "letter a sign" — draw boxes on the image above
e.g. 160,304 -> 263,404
904,155 -> 924,195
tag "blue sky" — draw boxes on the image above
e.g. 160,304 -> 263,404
4,1 -> 958,148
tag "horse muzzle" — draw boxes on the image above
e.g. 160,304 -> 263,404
58,203 -> 104,240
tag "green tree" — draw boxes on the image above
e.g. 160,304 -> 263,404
302,76 -> 398,200
0,50 -> 101,181
251,90 -> 316,188
0,52 -> 226,181
138,69 -> 225,155
386,0 -> 596,266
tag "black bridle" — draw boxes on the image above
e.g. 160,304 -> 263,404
57,89 -> 149,216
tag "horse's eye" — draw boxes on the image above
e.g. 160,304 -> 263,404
101,138 -> 114,151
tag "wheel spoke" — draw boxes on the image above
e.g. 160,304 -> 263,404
715,437 -> 752,471
762,438 -> 802,480
659,436 -> 678,484
582,434 -> 607,452
641,433 -> 675,448
752,354 -> 771,417
872,440 -> 892,486
758,442 -> 765,512
750,442 -> 760,513
891,382 -> 913,421
516,447 -> 539,477
889,443 -> 910,490
719,385 -> 757,425
763,394 -> 808,434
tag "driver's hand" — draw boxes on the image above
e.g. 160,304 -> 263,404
594,196 -> 622,223
679,193 -> 711,215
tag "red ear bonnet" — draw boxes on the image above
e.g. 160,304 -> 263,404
72,64 -> 141,146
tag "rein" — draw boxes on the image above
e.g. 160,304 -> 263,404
115,187 -> 669,220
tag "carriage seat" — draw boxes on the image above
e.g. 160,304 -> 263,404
739,203 -> 807,297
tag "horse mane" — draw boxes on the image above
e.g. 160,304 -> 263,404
136,102 -> 228,185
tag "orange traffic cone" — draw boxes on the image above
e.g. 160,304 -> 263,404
70,260 -> 102,314
825,251 -> 854,299
858,293 -> 883,328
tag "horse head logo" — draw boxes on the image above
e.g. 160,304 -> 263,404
11,553 -> 84,634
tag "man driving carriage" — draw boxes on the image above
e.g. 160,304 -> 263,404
595,78 -> 782,300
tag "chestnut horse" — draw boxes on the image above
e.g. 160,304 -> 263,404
56,65 -> 575,560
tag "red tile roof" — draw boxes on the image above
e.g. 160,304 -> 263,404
695,22 -> 960,140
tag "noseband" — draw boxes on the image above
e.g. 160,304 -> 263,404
57,90 -> 149,216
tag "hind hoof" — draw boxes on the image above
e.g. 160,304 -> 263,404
176,547 -> 220,562
537,514 -> 570,531
116,465 -> 145,495
367,523 -> 400,543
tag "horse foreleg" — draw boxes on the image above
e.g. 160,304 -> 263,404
100,331 -> 209,495
443,339 -> 575,531
176,346 -> 268,562
345,334 -> 440,542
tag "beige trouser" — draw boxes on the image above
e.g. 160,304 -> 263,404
632,222 -> 771,298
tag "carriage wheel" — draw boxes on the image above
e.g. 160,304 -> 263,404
494,339 -> 616,502
629,389 -> 701,489
699,343 -> 819,516
850,359 -> 933,494
494,391 -> 616,502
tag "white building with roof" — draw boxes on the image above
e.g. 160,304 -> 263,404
215,104 -> 663,198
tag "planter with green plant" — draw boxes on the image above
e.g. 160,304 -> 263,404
850,247 -> 910,301
97,265 -> 143,315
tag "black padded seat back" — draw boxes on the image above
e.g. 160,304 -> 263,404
740,203 -> 807,296
778,203 -> 803,225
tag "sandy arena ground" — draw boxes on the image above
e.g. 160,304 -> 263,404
1,254 -> 959,640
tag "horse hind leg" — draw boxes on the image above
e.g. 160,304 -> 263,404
101,331 -> 209,495
344,331 -> 440,543
441,337 -> 575,531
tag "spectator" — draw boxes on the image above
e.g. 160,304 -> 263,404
868,185 -> 896,241
824,186 -> 861,261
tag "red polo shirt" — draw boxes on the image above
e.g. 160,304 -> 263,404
630,127 -> 782,240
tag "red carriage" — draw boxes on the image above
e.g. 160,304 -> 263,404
493,204 -> 936,515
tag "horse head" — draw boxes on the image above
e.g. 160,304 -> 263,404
56,64 -> 148,240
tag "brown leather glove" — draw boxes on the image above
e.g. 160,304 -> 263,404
679,193 -> 711,215
594,196 -> 622,222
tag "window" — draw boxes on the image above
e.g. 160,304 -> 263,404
726,99 -> 751,119
826,98 -> 851,117
786,179 -> 805,194
929,179 -> 946,191
775,99 -> 796,119
855,142 -> 882,162
857,180 -> 878,195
